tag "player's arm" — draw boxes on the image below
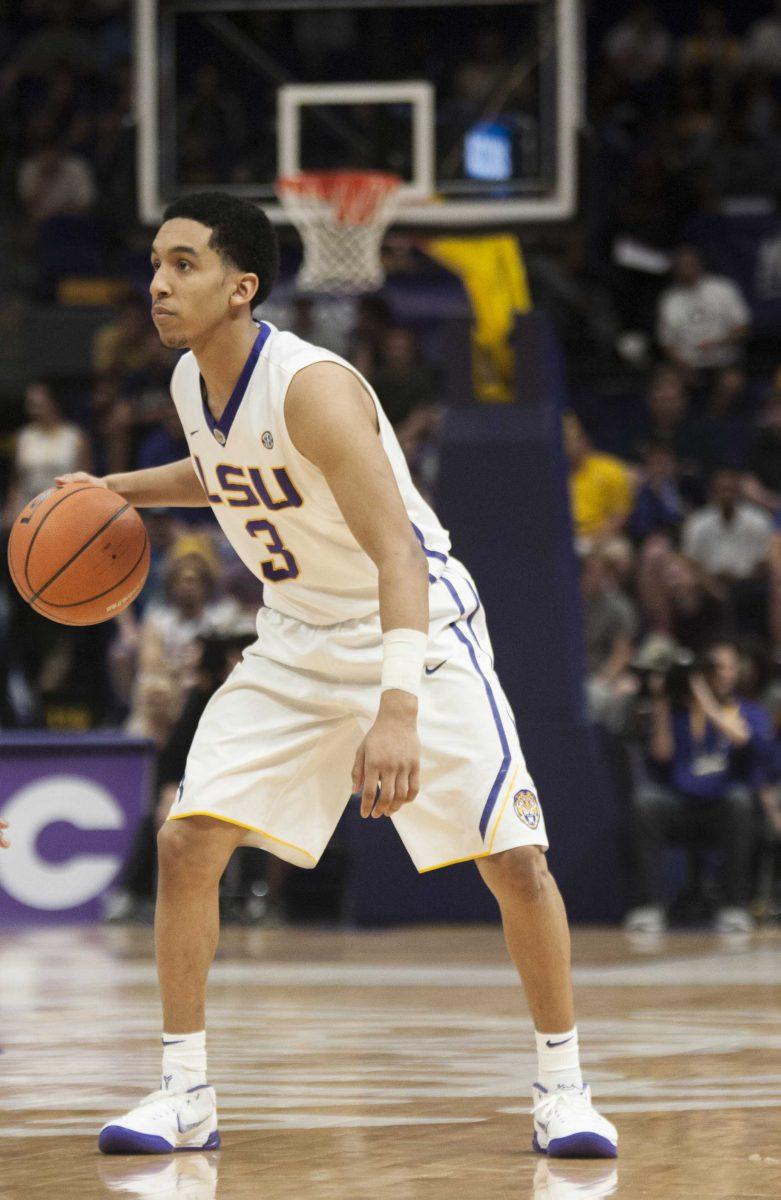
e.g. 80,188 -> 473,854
285,361 -> 429,820
56,458 -> 209,507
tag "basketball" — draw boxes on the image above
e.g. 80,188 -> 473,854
7,481 -> 150,626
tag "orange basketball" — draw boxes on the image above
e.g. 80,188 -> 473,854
7,482 -> 150,626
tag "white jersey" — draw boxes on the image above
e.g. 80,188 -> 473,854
170,321 -> 451,625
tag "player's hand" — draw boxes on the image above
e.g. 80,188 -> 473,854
0,819 -> 9,849
55,472 -> 109,489
352,691 -> 421,819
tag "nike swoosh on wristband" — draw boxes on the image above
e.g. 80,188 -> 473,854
545,1035 -> 575,1048
425,660 -> 448,675
177,1112 -> 211,1135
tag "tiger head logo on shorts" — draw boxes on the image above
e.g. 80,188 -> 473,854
513,789 -> 541,830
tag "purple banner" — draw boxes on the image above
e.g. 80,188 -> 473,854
0,733 -> 153,925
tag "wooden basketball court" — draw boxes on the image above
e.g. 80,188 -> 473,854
1,924 -> 780,1199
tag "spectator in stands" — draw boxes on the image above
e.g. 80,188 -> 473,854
631,365 -> 697,466
0,0 -> 98,94
657,246 -> 751,381
563,412 -> 635,548
767,514 -> 781,656
743,391 -> 781,513
348,295 -> 393,380
2,379 -> 92,520
671,78 -> 718,171
93,300 -> 178,474
177,65 -> 247,181
126,672 -> 178,743
682,467 -> 772,584
124,546 -> 238,728
648,551 -> 729,652
92,292 -> 150,380
138,509 -> 183,613
684,366 -> 752,479
629,442 -> 685,543
16,136 -> 96,228
745,0 -> 781,77
371,327 -> 438,429
679,4 -> 742,87
452,28 -> 511,108
683,467 -> 772,639
708,106 -> 781,207
602,2 -> 672,87
135,405 -> 189,473
581,549 -> 638,733
625,641 -> 771,934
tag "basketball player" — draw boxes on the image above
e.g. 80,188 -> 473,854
58,193 -> 617,1159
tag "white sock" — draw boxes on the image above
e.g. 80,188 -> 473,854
535,1027 -> 583,1091
161,1030 -> 207,1092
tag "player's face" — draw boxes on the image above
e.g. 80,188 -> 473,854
149,218 -> 244,349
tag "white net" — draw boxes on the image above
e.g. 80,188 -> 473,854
276,170 -> 402,293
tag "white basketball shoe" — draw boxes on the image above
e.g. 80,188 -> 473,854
532,1083 -> 618,1159
99,1084 -> 220,1155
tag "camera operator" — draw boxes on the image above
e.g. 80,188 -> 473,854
625,641 -> 773,934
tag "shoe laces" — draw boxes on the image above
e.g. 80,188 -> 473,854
139,1088 -> 196,1115
532,1085 -> 591,1122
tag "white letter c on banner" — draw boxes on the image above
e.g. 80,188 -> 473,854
0,776 -> 124,910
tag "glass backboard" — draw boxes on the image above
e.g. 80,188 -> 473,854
136,0 -> 580,225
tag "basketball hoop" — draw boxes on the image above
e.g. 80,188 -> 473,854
276,170 -> 402,294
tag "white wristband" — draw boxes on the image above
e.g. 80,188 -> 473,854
381,628 -> 427,698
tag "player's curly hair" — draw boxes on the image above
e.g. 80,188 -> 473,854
162,192 -> 279,305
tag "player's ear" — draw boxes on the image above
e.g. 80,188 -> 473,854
231,273 -> 259,308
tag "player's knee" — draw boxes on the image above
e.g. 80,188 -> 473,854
157,819 -> 219,883
481,845 -> 549,904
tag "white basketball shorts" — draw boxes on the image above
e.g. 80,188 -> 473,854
168,559 -> 548,872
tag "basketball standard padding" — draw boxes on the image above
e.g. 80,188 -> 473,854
7,482 -> 150,626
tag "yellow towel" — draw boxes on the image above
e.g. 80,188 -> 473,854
426,234 -> 531,403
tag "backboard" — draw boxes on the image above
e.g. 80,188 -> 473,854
135,0 -> 580,226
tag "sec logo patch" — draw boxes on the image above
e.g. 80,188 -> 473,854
513,789 -> 540,829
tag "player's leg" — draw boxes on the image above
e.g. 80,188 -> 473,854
99,815 -> 244,1156
155,815 -> 246,1033
391,565 -> 616,1157
100,615 -> 362,1155
477,846 -> 617,1159
476,846 -> 573,1031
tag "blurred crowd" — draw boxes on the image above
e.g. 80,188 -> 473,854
1,0 -> 781,925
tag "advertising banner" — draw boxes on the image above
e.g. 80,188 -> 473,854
0,733 -> 153,925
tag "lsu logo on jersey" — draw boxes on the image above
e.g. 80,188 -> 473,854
513,789 -> 541,830
193,456 -> 302,510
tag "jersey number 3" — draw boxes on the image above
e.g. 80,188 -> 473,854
245,519 -> 299,582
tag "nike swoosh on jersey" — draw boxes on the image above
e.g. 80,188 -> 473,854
425,660 -> 448,675
189,429 -> 200,436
